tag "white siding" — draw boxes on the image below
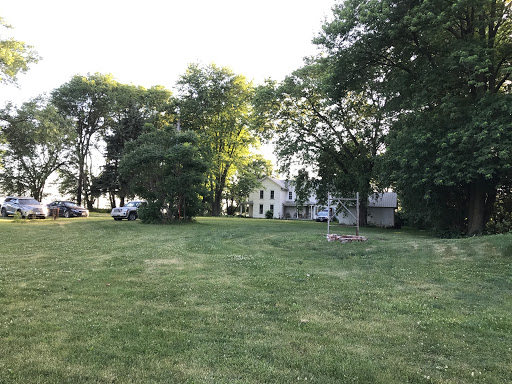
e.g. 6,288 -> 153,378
338,207 -> 395,227
248,178 -> 284,218
367,207 -> 395,227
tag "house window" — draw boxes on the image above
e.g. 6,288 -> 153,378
270,204 -> 274,212
270,190 -> 275,199
259,204 -> 264,214
260,190 -> 264,199
288,191 -> 293,200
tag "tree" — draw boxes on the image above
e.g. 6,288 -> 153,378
176,63 -> 258,216
97,84 -> 173,207
254,63 -> 387,224
316,0 -> 512,235
51,73 -> 117,208
0,17 -> 39,85
225,155 -> 273,215
119,128 -> 207,223
0,98 -> 74,200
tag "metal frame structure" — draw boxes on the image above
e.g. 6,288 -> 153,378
326,193 -> 360,236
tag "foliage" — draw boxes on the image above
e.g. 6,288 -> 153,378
176,63 -> 259,216
51,73 -> 118,208
135,201 -> 164,224
0,98 -> 74,200
119,128 -> 207,223
95,84 -> 173,207
11,210 -> 27,223
316,0 -> 512,235
486,183 -> 512,234
264,209 -> 274,219
0,17 -> 39,85
254,63 -> 386,224
225,155 -> 273,213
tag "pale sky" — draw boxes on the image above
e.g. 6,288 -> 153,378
0,0 -> 335,106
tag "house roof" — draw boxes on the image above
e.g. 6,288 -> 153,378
368,192 -> 397,208
260,177 -> 289,190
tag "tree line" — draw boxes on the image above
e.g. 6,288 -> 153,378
254,0 -> 512,236
0,67 -> 272,222
1,0 -> 512,235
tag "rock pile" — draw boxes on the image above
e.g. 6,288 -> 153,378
327,234 -> 368,243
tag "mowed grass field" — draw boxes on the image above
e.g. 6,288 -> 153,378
0,215 -> 510,383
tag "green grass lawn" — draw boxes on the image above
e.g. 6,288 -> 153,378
0,215 -> 510,383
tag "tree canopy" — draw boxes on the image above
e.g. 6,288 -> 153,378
0,17 -> 39,85
51,73 -> 118,208
176,63 -> 259,216
0,98 -> 74,200
254,61 -> 387,223
97,84 -> 174,207
314,0 -> 512,235
120,129 -> 207,223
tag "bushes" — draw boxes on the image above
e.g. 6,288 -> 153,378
120,129 -> 207,224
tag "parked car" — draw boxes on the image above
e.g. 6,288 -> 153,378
1,196 -> 47,219
110,201 -> 143,221
316,209 -> 330,222
47,201 -> 89,218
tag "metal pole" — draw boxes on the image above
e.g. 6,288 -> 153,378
327,193 -> 331,235
356,192 -> 360,236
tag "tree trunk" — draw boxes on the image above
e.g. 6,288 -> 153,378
467,182 -> 494,236
77,168 -> 83,206
212,189 -> 223,216
359,203 -> 368,227
212,169 -> 229,216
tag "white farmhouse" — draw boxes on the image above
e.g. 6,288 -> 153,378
246,177 -> 319,219
245,177 -> 398,228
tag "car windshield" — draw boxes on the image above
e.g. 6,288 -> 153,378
125,202 -> 139,207
19,199 -> 40,205
63,202 -> 80,208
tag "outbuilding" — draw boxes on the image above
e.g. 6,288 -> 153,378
337,192 -> 398,228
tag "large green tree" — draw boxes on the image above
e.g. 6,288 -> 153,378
96,84 -> 173,207
254,63 -> 387,224
120,129 -> 207,223
316,0 -> 512,235
176,63 -> 258,216
0,17 -> 39,85
51,73 -> 117,208
0,98 -> 74,200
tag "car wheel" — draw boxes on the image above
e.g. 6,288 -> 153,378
1,208 -> 6,217
128,212 -> 137,221
64,210 -> 70,218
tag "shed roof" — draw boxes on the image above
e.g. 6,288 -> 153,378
368,192 -> 397,208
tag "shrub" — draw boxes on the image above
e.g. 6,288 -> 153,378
265,210 -> 274,219
137,201 -> 164,224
